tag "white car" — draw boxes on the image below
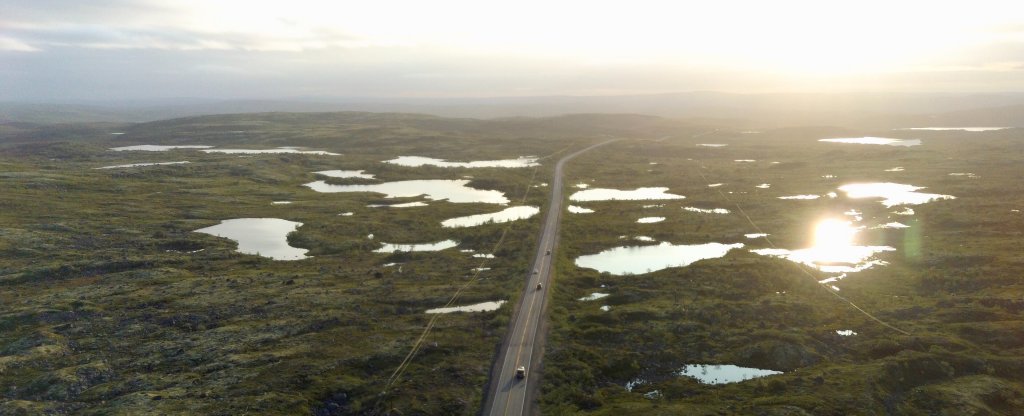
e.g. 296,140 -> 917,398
515,366 -> 526,379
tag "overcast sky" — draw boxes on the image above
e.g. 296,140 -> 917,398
3,0 -> 1024,102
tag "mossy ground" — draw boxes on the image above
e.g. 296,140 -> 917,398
1,114 -> 1022,415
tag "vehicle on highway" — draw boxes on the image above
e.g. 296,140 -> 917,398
546,249 -> 551,255
536,282 -> 543,290
533,269 -> 538,274
515,366 -> 526,379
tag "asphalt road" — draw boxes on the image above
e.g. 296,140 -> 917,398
483,139 -> 619,416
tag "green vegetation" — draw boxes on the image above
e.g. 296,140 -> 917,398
1,112 -> 1022,414
542,128 -> 1024,414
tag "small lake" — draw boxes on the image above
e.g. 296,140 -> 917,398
578,292 -> 609,301
684,207 -> 730,214
678,364 -> 782,385
575,242 -> 744,275
873,222 -> 909,229
838,182 -> 955,207
426,300 -> 506,314
95,161 -> 190,169
778,195 -> 820,200
110,145 -> 212,151
637,217 -> 665,223
441,206 -> 539,228
194,218 -> 308,260
304,179 -> 509,204
204,147 -> 339,155
836,330 -> 857,336
752,245 -> 895,273
570,187 -> 685,202
384,156 -> 538,168
315,169 -> 375,179
819,137 -> 921,147
374,239 -> 459,253
893,207 -> 915,216
568,205 -> 594,214
368,201 -> 429,208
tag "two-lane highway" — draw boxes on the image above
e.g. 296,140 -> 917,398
483,139 -> 619,416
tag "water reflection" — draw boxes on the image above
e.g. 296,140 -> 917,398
578,293 -> 609,301
110,145 -> 212,151
96,161 -> 190,169
637,217 -> 665,223
426,300 -> 506,314
304,179 -> 509,204
315,169 -> 375,179
441,206 -> 539,227
819,137 -> 921,147
204,147 -> 339,155
374,240 -> 459,253
678,364 -> 782,385
570,187 -> 685,202
384,155 -> 538,168
194,218 -> 308,260
683,207 -> 730,214
568,205 -> 595,214
838,182 -> 955,207
576,242 -> 743,275
751,219 -> 894,273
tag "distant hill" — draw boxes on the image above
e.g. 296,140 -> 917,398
4,91 -> 1024,128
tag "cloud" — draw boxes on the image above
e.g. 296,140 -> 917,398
0,37 -> 39,52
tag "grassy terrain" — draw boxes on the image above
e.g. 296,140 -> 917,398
1,112 -> 1022,415
542,127 -> 1024,414
0,112 -> 692,415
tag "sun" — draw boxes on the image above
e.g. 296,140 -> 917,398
813,219 -> 857,250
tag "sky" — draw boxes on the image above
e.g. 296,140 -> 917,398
3,0 -> 1024,101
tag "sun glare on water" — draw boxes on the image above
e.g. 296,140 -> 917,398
813,218 -> 857,250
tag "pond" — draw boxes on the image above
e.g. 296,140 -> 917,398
203,147 -> 339,155
315,169 -> 375,179
578,293 -> 609,301
568,205 -> 595,214
678,364 -> 782,385
778,195 -> 820,200
683,207 -> 730,214
570,187 -> 685,202
95,161 -> 190,169
575,242 -> 744,275
751,219 -> 895,273
367,202 -> 429,208
383,155 -> 538,168
838,182 -> 955,207
636,217 -> 665,223
441,206 -> 539,228
374,240 -> 459,253
426,300 -> 506,314
193,218 -> 308,260
304,179 -> 509,204
819,137 -> 921,147
110,145 -> 212,151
